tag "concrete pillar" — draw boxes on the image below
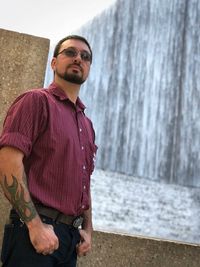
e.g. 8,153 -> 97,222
0,28 -> 50,247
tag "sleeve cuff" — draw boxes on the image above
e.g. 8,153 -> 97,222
0,132 -> 32,157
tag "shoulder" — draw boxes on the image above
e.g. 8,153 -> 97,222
6,88 -> 50,118
11,88 -> 49,107
16,88 -> 48,100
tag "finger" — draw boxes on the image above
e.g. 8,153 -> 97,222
79,252 -> 87,257
42,250 -> 54,255
55,239 -> 59,250
77,252 -> 86,257
79,243 -> 90,252
54,244 -> 59,250
48,224 -> 54,230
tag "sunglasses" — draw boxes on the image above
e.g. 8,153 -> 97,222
57,47 -> 92,63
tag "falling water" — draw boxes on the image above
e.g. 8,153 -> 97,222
77,0 -> 200,187
45,0 -> 200,187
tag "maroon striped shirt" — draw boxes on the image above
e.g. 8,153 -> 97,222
0,82 -> 97,216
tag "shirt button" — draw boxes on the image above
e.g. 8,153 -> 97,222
83,165 -> 86,170
79,128 -> 82,132
83,185 -> 86,190
81,146 -> 84,150
82,205 -> 85,209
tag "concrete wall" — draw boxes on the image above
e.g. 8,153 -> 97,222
0,28 -> 50,248
78,231 -> 200,267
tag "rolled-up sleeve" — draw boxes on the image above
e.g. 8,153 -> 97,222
0,91 -> 47,157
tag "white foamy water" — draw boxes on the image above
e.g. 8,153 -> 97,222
91,169 -> 200,244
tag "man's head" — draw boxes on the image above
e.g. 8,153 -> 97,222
51,35 -> 92,85
53,35 -> 92,62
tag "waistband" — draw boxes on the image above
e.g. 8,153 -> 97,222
10,205 -> 83,228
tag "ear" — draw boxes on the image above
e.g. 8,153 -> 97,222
51,57 -> 57,71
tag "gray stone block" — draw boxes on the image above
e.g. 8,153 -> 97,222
0,28 -> 50,249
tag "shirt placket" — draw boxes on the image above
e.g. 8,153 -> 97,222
76,110 -> 88,212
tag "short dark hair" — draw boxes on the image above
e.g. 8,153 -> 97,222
53,35 -> 92,62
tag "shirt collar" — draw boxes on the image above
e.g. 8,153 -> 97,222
48,82 -> 86,111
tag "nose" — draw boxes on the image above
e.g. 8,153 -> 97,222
73,51 -> 82,62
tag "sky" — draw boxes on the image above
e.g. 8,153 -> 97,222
0,0 -> 116,44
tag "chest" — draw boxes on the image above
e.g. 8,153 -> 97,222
44,99 -> 93,149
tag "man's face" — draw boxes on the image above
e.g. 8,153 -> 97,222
51,39 -> 92,85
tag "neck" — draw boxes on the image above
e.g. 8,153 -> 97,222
54,77 -> 81,104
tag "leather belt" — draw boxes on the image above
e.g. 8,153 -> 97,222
10,205 -> 84,228
35,204 -> 83,228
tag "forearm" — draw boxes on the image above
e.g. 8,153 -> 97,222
0,147 -> 59,254
0,147 -> 38,223
77,192 -> 93,256
1,173 -> 38,222
82,191 -> 93,233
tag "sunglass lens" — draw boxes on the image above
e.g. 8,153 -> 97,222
81,52 -> 91,62
64,49 -> 77,57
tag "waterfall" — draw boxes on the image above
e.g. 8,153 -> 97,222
45,0 -> 200,187
76,0 -> 200,187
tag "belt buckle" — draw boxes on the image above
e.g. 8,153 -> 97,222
73,216 -> 83,228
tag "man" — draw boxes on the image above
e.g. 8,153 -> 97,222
0,35 -> 97,267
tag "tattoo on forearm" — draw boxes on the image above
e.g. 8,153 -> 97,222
3,174 -> 37,222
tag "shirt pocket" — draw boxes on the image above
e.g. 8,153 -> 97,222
85,142 -> 98,174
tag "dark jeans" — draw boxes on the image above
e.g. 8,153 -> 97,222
1,215 -> 81,267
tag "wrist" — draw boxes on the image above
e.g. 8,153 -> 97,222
26,214 -> 43,230
82,225 -> 93,235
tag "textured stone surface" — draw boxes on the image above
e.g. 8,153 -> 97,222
0,28 -> 49,248
77,231 -> 200,267
0,28 -> 49,130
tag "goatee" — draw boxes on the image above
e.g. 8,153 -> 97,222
62,73 -> 85,85
55,66 -> 86,85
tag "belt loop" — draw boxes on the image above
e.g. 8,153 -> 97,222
54,212 -> 61,224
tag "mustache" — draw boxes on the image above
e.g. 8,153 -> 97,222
68,63 -> 83,71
